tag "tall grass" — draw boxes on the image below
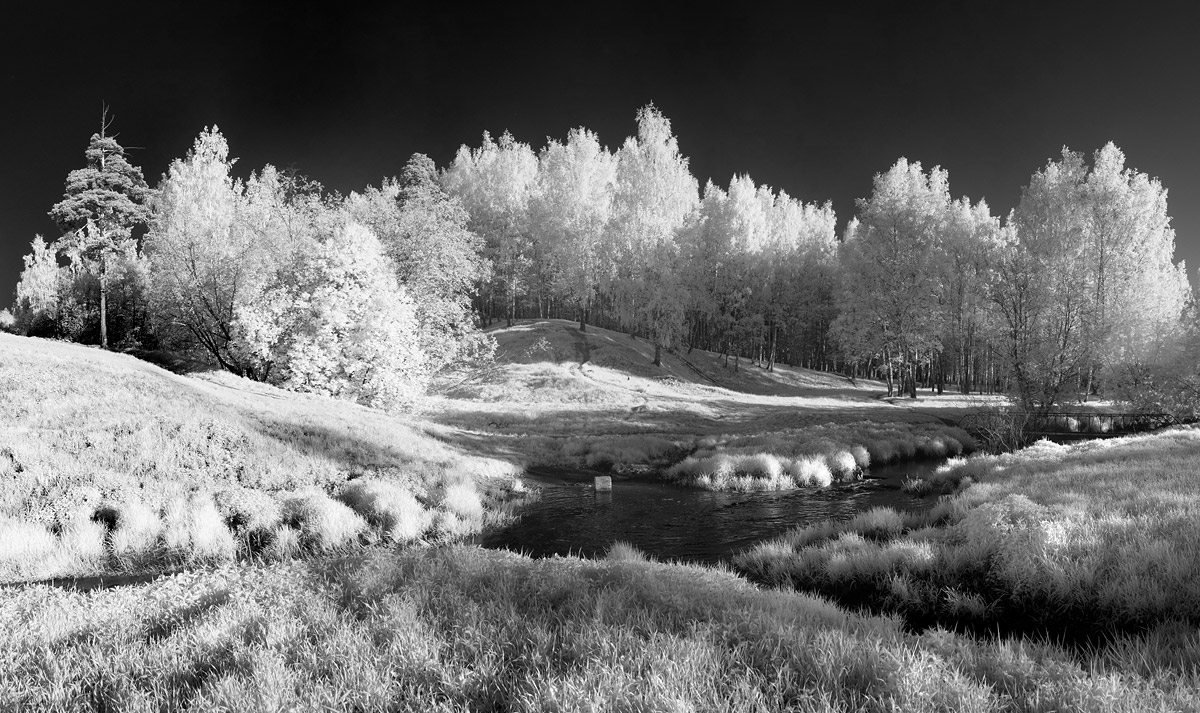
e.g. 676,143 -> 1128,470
3,546 -> 1196,711
737,427 -> 1200,641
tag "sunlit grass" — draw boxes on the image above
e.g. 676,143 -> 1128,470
0,333 -> 526,582
737,426 -> 1200,638
3,546 -> 1196,711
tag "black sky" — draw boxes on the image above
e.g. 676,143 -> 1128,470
4,2 -> 1199,305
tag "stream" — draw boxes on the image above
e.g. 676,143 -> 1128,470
478,459 -> 947,565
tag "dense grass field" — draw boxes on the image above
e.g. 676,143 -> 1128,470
5,545 -> 1199,712
5,324 -> 1199,710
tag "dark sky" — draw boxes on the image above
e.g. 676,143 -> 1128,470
4,3 -> 1199,305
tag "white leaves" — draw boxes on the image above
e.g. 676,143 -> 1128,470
234,221 -> 428,412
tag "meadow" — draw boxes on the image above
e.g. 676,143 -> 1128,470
4,321 -> 1198,710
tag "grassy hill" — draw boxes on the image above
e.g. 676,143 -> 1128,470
0,333 -> 525,583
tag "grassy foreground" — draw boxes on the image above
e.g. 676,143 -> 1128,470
5,545 -> 1198,712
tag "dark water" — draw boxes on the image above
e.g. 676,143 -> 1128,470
479,460 -> 945,565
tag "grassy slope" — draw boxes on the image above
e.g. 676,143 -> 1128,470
0,333 -> 524,582
430,319 -> 989,484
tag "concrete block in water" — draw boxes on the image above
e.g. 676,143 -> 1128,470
594,475 -> 613,492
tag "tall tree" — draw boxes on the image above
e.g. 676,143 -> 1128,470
48,108 -> 151,349
443,131 -> 539,327
608,105 -> 699,365
345,154 -> 492,371
144,127 -> 275,376
530,128 -> 617,331
833,159 -> 950,397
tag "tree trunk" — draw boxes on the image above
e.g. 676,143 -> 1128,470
767,324 -> 777,372
99,252 -> 108,350
653,342 -> 662,366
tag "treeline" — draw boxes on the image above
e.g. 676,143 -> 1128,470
440,107 -> 839,370
6,106 -> 1198,414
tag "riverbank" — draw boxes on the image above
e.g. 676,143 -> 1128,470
735,426 -> 1200,645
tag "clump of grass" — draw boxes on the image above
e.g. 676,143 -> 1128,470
280,489 -> 368,552
106,498 -> 163,566
162,494 -> 237,564
606,540 -> 648,562
339,479 -> 430,543
0,518 -> 61,581
786,457 -> 834,487
824,450 -> 859,479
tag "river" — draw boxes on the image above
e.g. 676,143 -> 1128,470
478,459 -> 946,565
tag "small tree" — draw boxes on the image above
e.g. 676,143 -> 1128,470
12,235 -> 61,335
48,108 -> 151,349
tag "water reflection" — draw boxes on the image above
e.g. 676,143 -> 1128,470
479,460 -> 944,565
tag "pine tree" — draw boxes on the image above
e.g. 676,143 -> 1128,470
48,107 -> 151,349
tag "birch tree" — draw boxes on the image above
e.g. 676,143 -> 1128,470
608,105 -> 699,365
530,128 -> 617,331
443,131 -> 538,327
833,159 -> 950,397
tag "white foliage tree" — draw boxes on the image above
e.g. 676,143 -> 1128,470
144,127 -> 272,376
608,105 -> 699,365
235,221 -> 427,412
443,131 -> 539,327
530,128 -> 617,331
13,235 -> 61,331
